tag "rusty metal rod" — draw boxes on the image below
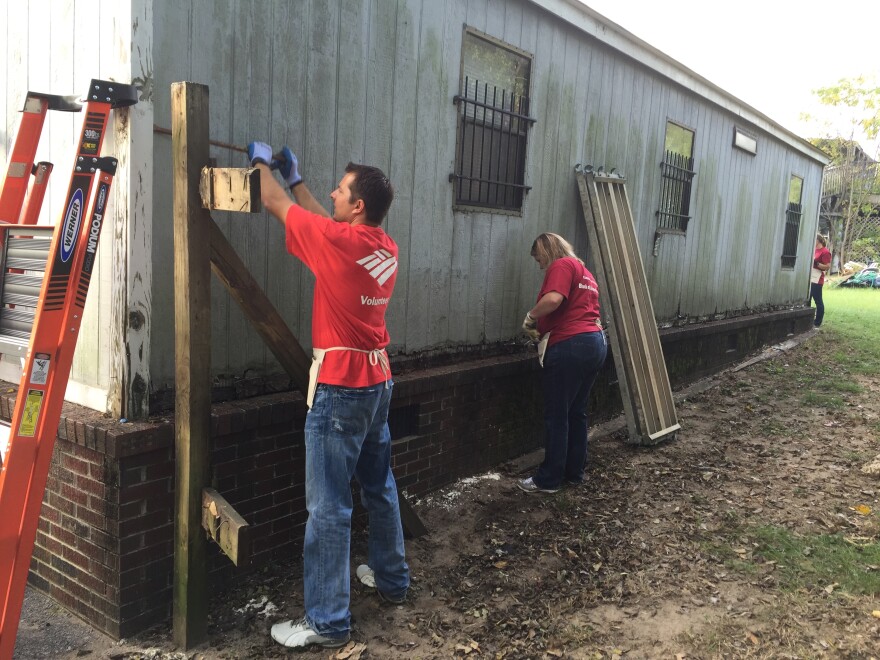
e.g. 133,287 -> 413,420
153,124 -> 247,154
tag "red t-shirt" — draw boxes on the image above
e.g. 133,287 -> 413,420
285,205 -> 397,387
813,246 -> 831,286
536,257 -> 602,347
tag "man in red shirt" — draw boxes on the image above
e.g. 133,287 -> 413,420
247,142 -> 409,649
810,234 -> 832,327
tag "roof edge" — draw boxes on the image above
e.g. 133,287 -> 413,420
527,0 -> 830,165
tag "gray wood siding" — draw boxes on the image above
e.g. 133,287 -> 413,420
137,0 -> 822,389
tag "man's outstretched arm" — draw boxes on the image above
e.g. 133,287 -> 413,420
274,146 -> 330,218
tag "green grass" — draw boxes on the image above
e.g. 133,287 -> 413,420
821,285 -> 880,375
792,285 -> 880,410
801,391 -> 845,409
751,525 -> 880,596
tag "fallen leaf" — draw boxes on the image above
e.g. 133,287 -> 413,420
335,642 -> 367,660
747,631 -> 760,645
493,561 -> 508,569
871,610 -> 880,619
853,504 -> 872,516
824,583 -> 838,594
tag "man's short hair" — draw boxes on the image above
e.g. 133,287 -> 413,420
345,163 -> 394,225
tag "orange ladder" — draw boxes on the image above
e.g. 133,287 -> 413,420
0,91 -> 81,226
0,79 -> 137,660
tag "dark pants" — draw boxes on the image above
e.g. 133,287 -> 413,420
810,282 -> 825,326
534,331 -> 607,489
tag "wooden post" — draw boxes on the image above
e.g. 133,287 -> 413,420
206,217 -> 311,394
172,82 -> 211,649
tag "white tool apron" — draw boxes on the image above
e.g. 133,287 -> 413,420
307,346 -> 390,409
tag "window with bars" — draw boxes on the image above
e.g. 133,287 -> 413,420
656,121 -> 696,232
781,175 -> 803,268
451,29 -> 534,212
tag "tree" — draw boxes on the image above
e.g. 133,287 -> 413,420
803,76 -> 880,268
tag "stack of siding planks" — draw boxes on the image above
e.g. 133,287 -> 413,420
575,166 -> 679,445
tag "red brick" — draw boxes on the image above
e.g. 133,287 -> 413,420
119,510 -> 171,537
70,442 -> 102,464
76,473 -> 106,499
61,544 -> 91,572
62,454 -> 91,476
120,479 -> 170,504
76,506 -> 110,532
120,465 -> 146,487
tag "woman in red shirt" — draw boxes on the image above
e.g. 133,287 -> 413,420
520,233 -> 607,493
810,234 -> 832,327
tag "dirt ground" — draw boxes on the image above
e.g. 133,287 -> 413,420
15,328 -> 880,659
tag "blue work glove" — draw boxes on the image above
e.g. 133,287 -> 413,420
273,146 -> 303,187
247,141 -> 273,167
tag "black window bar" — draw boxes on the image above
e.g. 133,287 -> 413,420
780,202 -> 802,268
450,76 -> 535,211
656,150 -> 696,232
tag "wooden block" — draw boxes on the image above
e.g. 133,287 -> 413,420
199,167 -> 261,212
201,487 -> 251,567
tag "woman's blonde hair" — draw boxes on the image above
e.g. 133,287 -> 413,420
530,232 -> 584,265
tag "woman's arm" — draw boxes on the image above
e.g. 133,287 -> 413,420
528,291 -> 564,318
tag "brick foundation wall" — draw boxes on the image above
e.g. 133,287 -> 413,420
13,307 -> 812,638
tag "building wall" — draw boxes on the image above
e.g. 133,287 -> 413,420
0,1 -> 825,415
148,0 -> 824,400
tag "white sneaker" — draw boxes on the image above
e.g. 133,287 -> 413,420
356,564 -> 376,588
517,477 -> 559,494
356,564 -> 406,604
270,617 -> 350,648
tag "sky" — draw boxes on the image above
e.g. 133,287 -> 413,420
581,0 -> 880,153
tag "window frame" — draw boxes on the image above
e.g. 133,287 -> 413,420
655,119 -> 697,234
780,173 -> 804,269
451,26 -> 535,215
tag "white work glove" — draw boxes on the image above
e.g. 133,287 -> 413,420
522,311 -> 539,340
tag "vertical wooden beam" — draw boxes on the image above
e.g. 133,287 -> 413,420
108,0 -> 154,420
172,82 -> 211,649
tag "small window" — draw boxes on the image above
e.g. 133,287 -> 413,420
781,175 -> 803,268
451,28 -> 535,212
656,121 -> 696,232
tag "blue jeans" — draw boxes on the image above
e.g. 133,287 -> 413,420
533,331 -> 607,490
809,282 -> 824,326
303,380 -> 409,639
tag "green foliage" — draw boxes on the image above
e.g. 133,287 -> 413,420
813,75 -> 880,146
850,233 -> 880,263
463,32 -> 530,99
664,121 -> 694,157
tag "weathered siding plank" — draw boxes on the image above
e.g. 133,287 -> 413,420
265,0 -> 307,364
151,0 -> 192,388
225,2 -> 272,374
498,0 -> 529,335
386,0 -> 420,352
